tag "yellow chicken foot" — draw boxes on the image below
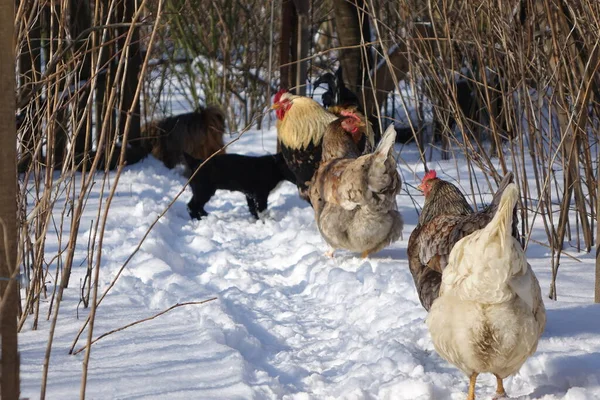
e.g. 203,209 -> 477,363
494,374 -> 506,398
361,250 -> 369,258
467,372 -> 478,400
325,249 -> 335,258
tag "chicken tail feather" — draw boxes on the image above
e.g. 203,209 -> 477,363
443,183 -> 524,304
490,183 -> 519,250
364,125 -> 400,209
374,124 -> 397,160
489,172 -> 515,209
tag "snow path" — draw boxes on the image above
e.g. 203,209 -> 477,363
18,128 -> 600,399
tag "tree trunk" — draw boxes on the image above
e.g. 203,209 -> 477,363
17,0 -> 42,173
279,0 -> 294,90
95,0 -> 116,151
363,44 -> 409,120
292,0 -> 309,95
117,0 -> 141,146
332,0 -> 370,96
70,0 -> 93,161
46,3 -> 68,169
594,152 -> 600,303
0,0 -> 20,397
289,5 -> 299,93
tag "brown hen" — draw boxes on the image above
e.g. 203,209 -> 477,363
407,170 -> 516,311
320,113 -> 366,161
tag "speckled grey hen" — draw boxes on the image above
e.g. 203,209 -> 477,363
308,124 -> 403,258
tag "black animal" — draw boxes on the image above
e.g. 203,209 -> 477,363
184,152 -> 297,220
312,66 -> 360,109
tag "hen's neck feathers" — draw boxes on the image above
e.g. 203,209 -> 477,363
419,179 -> 473,224
321,119 -> 360,161
278,95 -> 337,149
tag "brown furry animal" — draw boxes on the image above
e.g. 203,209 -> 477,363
141,105 -> 226,169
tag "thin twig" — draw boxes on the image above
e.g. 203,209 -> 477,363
72,298 -> 217,355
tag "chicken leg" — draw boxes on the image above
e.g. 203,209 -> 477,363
467,372 -> 478,400
494,374 -> 506,398
361,250 -> 369,258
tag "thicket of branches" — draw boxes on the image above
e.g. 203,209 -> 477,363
387,0 -> 600,301
5,0 -> 600,397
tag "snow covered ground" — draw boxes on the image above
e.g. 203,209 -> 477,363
18,124 -> 600,400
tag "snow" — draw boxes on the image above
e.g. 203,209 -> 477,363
18,124 -> 600,399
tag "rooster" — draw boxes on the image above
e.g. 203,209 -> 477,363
272,90 -> 373,202
407,170 -> 517,311
308,124 -> 403,257
426,183 -> 546,400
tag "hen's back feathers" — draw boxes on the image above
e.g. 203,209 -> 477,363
440,183 -> 524,304
408,172 -> 517,311
418,179 -> 473,225
321,118 -> 361,161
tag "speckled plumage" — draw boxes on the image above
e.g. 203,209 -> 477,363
426,184 -> 546,399
308,124 -> 403,256
407,172 -> 516,311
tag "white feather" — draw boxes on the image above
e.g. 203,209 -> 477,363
427,183 -> 546,383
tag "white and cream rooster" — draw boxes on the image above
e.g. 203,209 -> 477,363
426,183 -> 546,400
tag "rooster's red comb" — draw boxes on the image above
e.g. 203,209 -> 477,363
273,89 -> 287,103
422,170 -> 437,182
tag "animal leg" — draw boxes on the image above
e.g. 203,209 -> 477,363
467,372 -> 478,400
493,374 -> 506,398
361,250 -> 369,258
246,195 -> 258,219
325,248 -> 335,258
256,195 -> 269,215
188,185 -> 215,220
187,201 -> 208,220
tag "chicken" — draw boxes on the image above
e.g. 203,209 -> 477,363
271,90 -> 373,202
407,170 -> 517,311
426,183 -> 546,400
272,90 -> 337,201
320,112 -> 364,161
327,104 -> 375,155
308,124 -> 403,257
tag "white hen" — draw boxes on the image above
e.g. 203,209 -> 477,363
426,183 -> 546,400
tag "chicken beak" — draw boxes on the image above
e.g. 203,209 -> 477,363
271,103 -> 281,110
417,183 -> 424,192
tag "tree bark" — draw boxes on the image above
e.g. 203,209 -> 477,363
292,0 -> 309,95
0,0 -> 20,397
363,44 -> 409,119
332,0 -> 370,96
279,0 -> 294,90
17,0 -> 42,173
95,0 -> 116,150
45,3 -> 68,169
117,0 -> 141,145
70,0 -> 93,159
594,152 -> 600,303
